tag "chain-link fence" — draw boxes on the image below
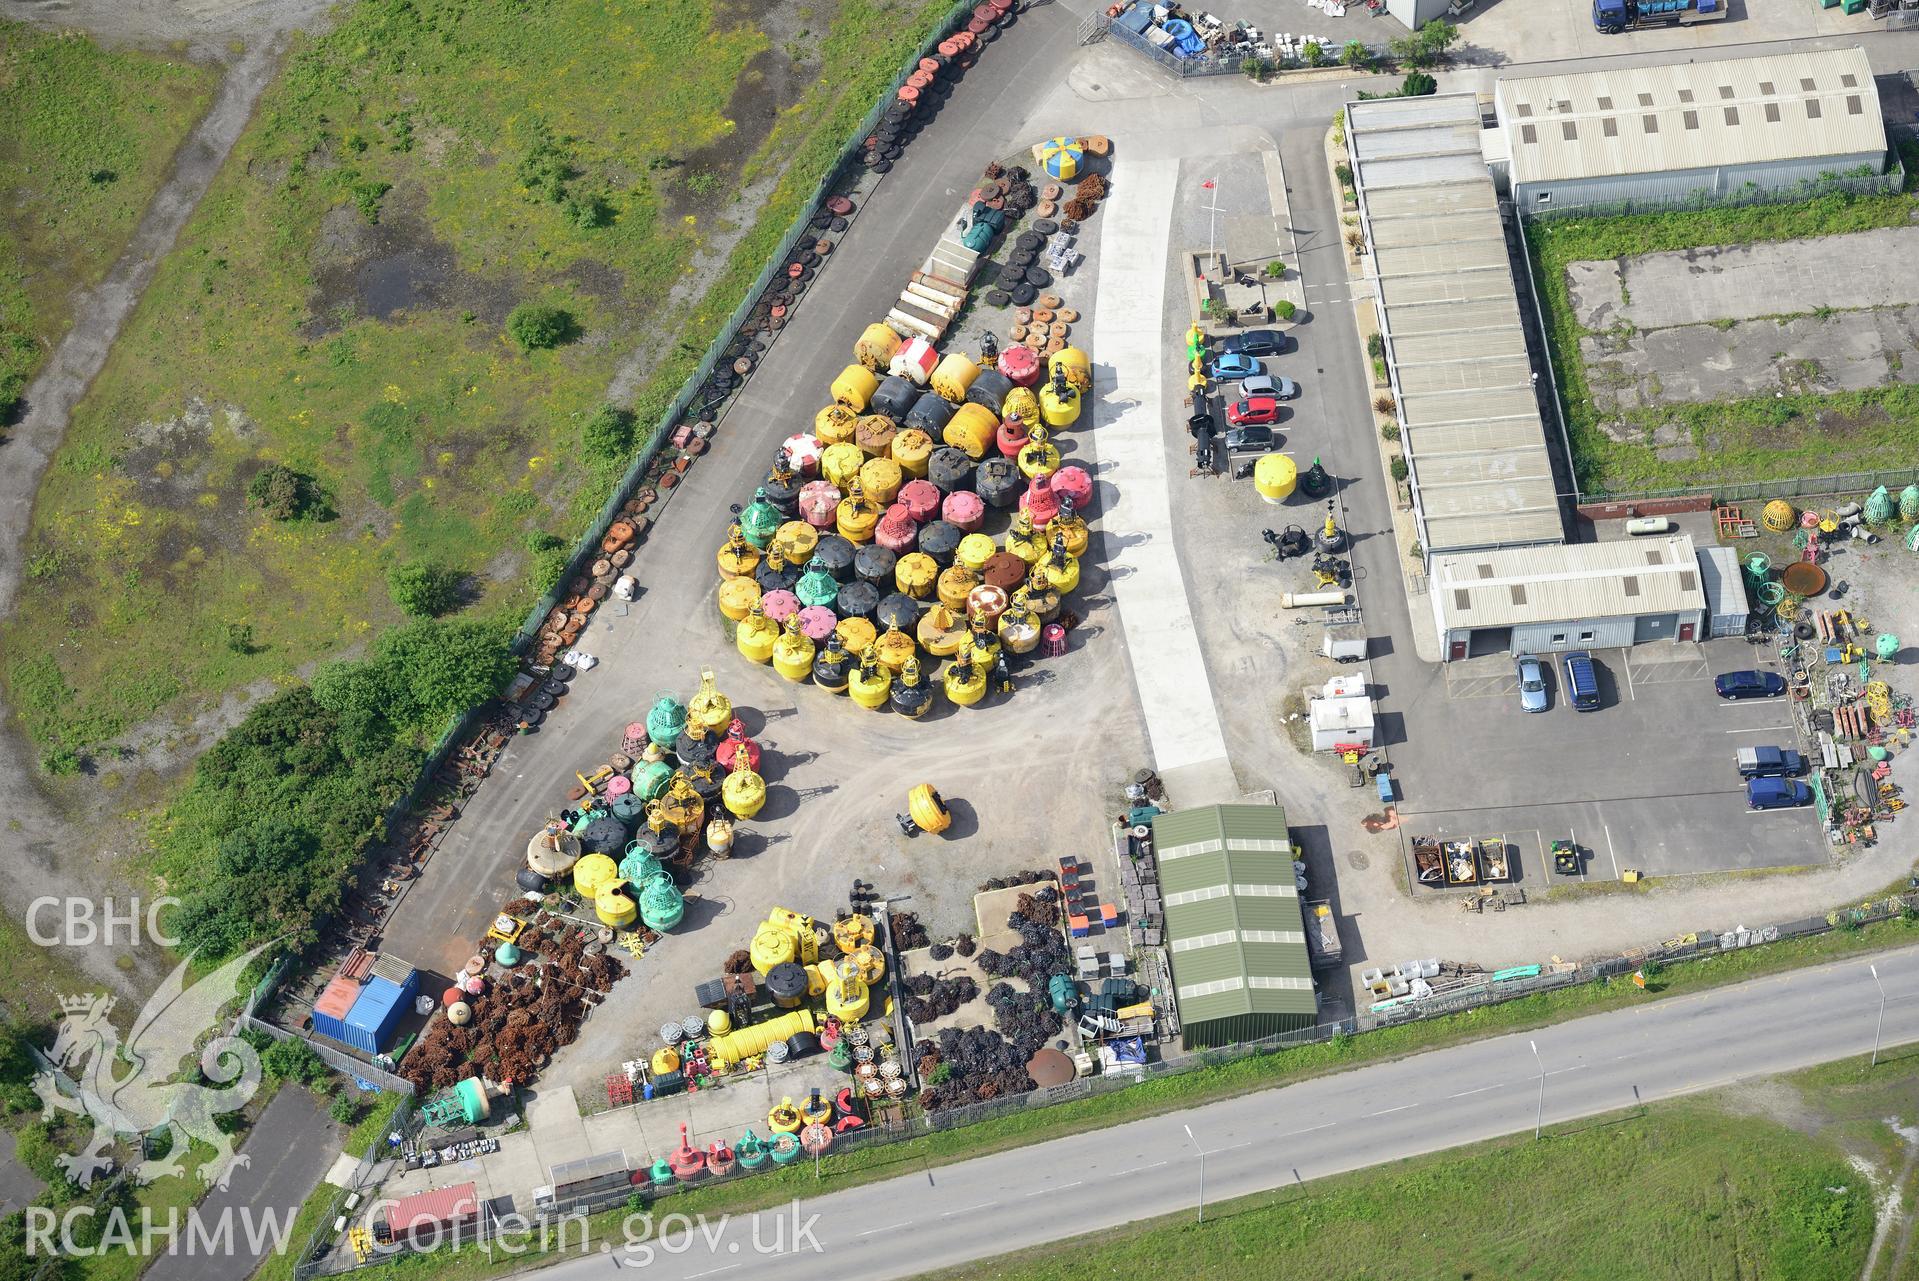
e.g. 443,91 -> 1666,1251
1521,162 -> 1907,224
1582,467 -> 1919,506
293,1096 -> 416,1280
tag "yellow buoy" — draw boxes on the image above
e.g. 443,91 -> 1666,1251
651,1046 -> 681,1076
773,520 -> 819,565
908,783 -> 952,834
772,616 -> 816,683
854,323 -> 900,371
687,666 -> 732,732
718,576 -> 761,622
956,533 -> 997,574
815,404 -> 857,444
1762,499 -> 1797,533
1004,510 -> 1044,564
1051,510 -> 1090,557
832,914 -> 875,952
896,551 -> 939,599
850,943 -> 886,984
943,648 -> 987,707
1002,385 -> 1040,431
837,481 -> 879,543
836,616 -> 877,655
1254,452 -> 1297,504
874,624 -> 916,673
999,593 -> 1041,653
717,523 -> 760,579
823,962 -> 870,1021
736,603 -> 777,664
1049,346 -> 1091,392
917,604 -> 968,656
1039,378 -> 1081,429
967,623 -> 1002,670
751,923 -> 797,974
722,767 -> 766,820
821,441 -> 865,490
661,774 -> 704,834
573,853 -> 618,901
943,402 -> 999,460
1017,427 -> 1062,480
707,1007 -> 733,1036
1027,565 -> 1062,621
831,363 -> 879,412
1043,540 -> 1081,594
931,351 -> 979,402
849,647 -> 892,709
890,428 -> 934,478
595,879 -> 638,928
859,456 -> 903,505
937,565 -> 981,611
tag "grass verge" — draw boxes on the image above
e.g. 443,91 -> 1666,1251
332,917 -> 1919,1281
1526,149 -> 1919,497
0,22 -> 216,420
253,1091 -> 406,1281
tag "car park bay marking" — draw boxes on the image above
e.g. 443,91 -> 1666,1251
1725,726 -> 1778,733
1605,826 -> 1621,880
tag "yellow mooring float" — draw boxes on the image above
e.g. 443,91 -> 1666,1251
848,647 -> 892,709
937,565 -> 981,611
837,480 -> 879,544
1042,533 -> 1080,594
821,441 -> 865,490
773,519 -> 819,566
836,616 -> 877,656
735,603 -> 777,664
1039,369 -> 1081,429
874,624 -> 916,673
718,576 -> 761,622
595,879 -> 638,929
815,403 -> 856,445
722,766 -> 766,820
1049,345 -> 1091,392
967,619 -> 1002,670
772,616 -> 816,683
956,533 -> 997,575
890,428 -> 934,478
895,551 -> 939,599
717,523 -> 760,580
688,667 -> 732,733
943,647 -> 987,706
823,957 -> 870,1021
1017,425 -> 1061,480
917,603 -> 968,656
999,590 -> 1041,654
905,783 -> 954,835
1004,509 -> 1044,564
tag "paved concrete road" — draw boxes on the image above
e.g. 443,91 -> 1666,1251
483,945 -> 1919,1280
147,1086 -> 343,1281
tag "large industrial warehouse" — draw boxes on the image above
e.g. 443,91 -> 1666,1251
1495,46 -> 1891,216
1345,93 -> 1565,558
1428,534 -> 1710,660
1150,804 -> 1317,1050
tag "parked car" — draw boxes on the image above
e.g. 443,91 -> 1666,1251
1222,330 -> 1291,357
1747,777 -> 1813,810
1735,745 -> 1804,778
1222,426 -> 1278,454
1515,654 -> 1549,713
1562,650 -> 1601,711
1240,373 -> 1299,400
1715,669 -> 1787,700
1226,396 -> 1281,426
1207,352 -> 1261,381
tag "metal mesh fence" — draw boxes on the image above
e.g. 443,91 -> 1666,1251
1521,162 -> 1907,224
1582,467 -> 1919,506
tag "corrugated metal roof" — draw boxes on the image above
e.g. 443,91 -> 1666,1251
1432,534 -> 1707,631
1348,92 -> 1565,555
1498,47 -> 1885,186
388,1182 -> 479,1236
1696,544 -> 1748,619
1151,804 -> 1315,1027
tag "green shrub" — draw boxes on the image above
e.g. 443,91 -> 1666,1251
330,1092 -> 360,1124
1391,19 -> 1458,70
1390,457 -> 1409,482
579,404 -> 637,469
1240,55 -> 1268,81
1264,260 -> 1287,279
1341,40 -> 1371,69
1400,71 -> 1437,97
506,303 -> 575,352
525,530 -> 571,595
1367,332 -> 1385,358
1303,41 -> 1326,67
1274,299 -> 1296,321
386,561 -> 463,618
246,463 -> 332,521
1334,162 -> 1354,188
262,1036 -> 329,1087
1380,422 -> 1400,442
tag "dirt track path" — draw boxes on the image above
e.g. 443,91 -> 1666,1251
0,7 -> 325,999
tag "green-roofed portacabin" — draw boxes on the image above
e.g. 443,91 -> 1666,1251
1150,803 -> 1317,1050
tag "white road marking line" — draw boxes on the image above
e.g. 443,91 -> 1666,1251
1368,1103 -> 1417,1117
857,1222 -> 913,1236
1623,656 -> 1635,701
1055,1181 -> 1084,1190
1447,1083 -> 1502,1098
1605,825 -> 1621,880
1546,1064 -> 1588,1077
1110,1163 -> 1166,1178
941,1202 -> 999,1216
1725,726 -> 1777,734
1213,1142 -> 1252,1153
686,1267 -> 741,1279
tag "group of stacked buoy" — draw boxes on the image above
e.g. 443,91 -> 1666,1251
866,7 -> 1006,176
717,323 -> 1096,712
520,669 -> 776,932
532,518 -> 641,668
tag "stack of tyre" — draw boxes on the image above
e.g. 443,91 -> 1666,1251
865,23 -> 992,174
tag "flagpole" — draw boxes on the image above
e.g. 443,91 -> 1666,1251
1207,174 -> 1219,255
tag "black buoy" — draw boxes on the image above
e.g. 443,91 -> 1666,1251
813,638 -> 852,691
928,446 -> 974,494
835,579 -> 879,620
1300,456 -> 1330,499
579,816 -> 628,856
1316,503 -> 1348,554
854,543 -> 897,588
918,520 -> 963,566
766,961 -> 809,1009
977,457 -> 1021,509
761,458 -> 801,515
675,724 -> 718,770
515,869 -> 550,894
813,534 -> 856,582
754,549 -> 801,595
876,592 -> 920,630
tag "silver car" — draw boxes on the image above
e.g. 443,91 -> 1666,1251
1515,654 -> 1548,712
1240,373 -> 1299,400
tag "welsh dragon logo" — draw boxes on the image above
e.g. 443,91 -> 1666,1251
33,944 -> 272,1189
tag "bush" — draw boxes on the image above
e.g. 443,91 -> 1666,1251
329,1092 -> 360,1124
1264,259 -> 1287,279
1240,55 -> 1268,81
1274,299 -> 1297,321
1303,41 -> 1326,67
1390,457 -> 1409,482
262,1036 -> 329,1088
1380,422 -> 1400,442
1374,394 -> 1397,414
1367,333 -> 1385,358
1331,108 -> 1345,147
506,303 -> 575,352
1341,40 -> 1371,69
386,561 -> 463,618
246,463 -> 332,521
1391,19 -> 1458,70
579,404 -> 637,469
525,530 -> 571,595
1400,71 -> 1438,97
1334,162 -> 1354,188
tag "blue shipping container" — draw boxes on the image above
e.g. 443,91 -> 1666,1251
342,970 -> 417,1055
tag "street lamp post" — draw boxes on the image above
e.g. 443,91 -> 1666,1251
1530,1039 -> 1545,1140
1870,964 -> 1887,1069
1182,1123 -> 1206,1224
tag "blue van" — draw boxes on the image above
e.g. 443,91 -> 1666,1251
1561,651 -> 1601,711
1747,777 -> 1812,810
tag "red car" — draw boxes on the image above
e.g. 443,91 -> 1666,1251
1226,395 -> 1280,426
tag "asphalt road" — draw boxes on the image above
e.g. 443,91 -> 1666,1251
469,945 -> 1919,1280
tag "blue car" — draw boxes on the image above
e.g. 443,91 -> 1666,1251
1715,670 -> 1786,700
1207,353 -> 1260,381
1747,777 -> 1812,810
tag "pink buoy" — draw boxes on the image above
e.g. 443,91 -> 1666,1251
605,774 -> 632,798
876,504 -> 920,554
1021,473 -> 1061,527
942,490 -> 985,532
800,480 -> 841,528
797,605 -> 838,641
897,478 -> 942,523
997,417 -> 1030,458
1800,510 -> 1821,528
761,589 -> 800,623
1040,623 -> 1068,658
782,433 -> 824,476
1052,464 -> 1094,513
999,346 -> 1041,386
463,975 -> 486,996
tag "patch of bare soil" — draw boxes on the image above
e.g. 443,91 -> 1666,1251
303,186 -> 517,338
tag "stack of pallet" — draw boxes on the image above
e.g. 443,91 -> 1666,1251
886,232 -> 979,343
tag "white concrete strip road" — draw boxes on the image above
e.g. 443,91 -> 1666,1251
514,944 -> 1919,1281
1090,155 -> 1233,793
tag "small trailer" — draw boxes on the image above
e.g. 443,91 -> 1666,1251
1321,623 -> 1367,664
1303,899 -> 1343,970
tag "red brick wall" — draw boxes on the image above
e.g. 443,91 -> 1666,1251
1574,494 -> 1714,522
